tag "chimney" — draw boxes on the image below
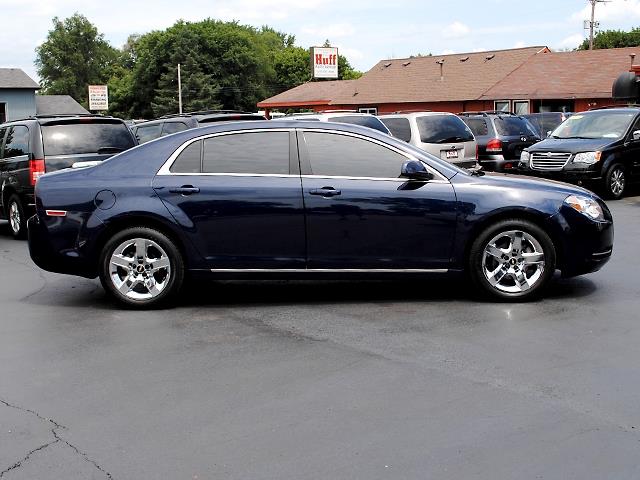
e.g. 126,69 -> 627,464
436,59 -> 445,81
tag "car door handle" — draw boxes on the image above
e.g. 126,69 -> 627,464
309,187 -> 341,197
169,185 -> 200,195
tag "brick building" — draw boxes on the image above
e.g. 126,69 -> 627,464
258,46 -> 638,116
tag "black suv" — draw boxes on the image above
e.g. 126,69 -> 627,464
0,115 -> 136,238
131,110 -> 267,144
458,111 -> 540,172
520,107 -> 640,199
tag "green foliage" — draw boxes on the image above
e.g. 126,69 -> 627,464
35,13 -> 118,108
578,28 -> 640,50
35,15 -> 364,118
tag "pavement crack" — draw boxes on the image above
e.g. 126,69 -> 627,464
1,398 -> 113,479
0,440 -> 60,478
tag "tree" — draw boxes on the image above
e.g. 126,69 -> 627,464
577,28 -> 640,50
35,14 -> 118,107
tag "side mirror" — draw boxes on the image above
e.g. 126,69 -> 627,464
633,130 -> 640,141
401,160 -> 433,181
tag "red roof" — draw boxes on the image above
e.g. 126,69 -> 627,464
481,46 -> 640,100
257,80 -> 356,108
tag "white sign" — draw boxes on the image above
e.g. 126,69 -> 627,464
312,47 -> 339,79
88,85 -> 109,111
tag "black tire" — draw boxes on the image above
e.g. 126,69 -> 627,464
468,219 -> 556,301
99,227 -> 184,308
7,194 -> 27,240
603,163 -> 626,200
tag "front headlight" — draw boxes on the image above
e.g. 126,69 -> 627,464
564,194 -> 605,221
520,150 -> 531,165
573,151 -> 601,164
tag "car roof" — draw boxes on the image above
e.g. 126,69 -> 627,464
1,114 -> 118,126
380,111 -> 457,118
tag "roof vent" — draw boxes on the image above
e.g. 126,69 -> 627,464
459,56 -> 469,62
383,62 -> 392,68
485,54 -> 495,61
436,59 -> 445,81
402,61 -> 411,67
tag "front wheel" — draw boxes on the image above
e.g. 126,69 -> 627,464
468,219 -> 556,301
99,227 -> 184,308
603,164 -> 626,199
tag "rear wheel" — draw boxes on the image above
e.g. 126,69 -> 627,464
7,194 -> 27,239
603,163 -> 626,199
469,219 -> 556,301
99,227 -> 184,308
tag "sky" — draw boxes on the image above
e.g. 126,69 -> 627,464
3,0 -> 640,82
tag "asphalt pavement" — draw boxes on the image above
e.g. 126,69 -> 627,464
1,196 -> 640,479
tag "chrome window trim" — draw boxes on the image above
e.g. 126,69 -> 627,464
210,268 -> 449,273
300,128 -> 449,182
157,128 -> 294,176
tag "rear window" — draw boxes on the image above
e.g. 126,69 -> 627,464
417,115 -> 474,143
380,117 -> 412,142
327,116 -> 390,134
494,117 -> 537,136
461,118 -> 489,136
135,124 -> 162,143
42,122 -> 135,156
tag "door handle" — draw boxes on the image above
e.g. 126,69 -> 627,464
169,185 -> 200,195
309,187 -> 341,197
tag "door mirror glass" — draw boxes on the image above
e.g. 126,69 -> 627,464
401,160 -> 433,180
632,130 -> 640,141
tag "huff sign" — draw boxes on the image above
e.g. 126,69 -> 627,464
88,85 -> 109,111
312,47 -> 339,79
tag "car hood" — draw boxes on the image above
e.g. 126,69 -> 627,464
460,171 -> 595,198
528,137 -> 614,153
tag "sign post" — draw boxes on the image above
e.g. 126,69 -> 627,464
311,47 -> 339,79
88,85 -> 109,111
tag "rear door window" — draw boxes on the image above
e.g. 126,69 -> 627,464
417,115 -> 474,143
380,118 -> 412,142
135,124 -> 163,143
162,122 -> 189,136
494,117 -> 537,136
327,116 -> 390,134
171,140 -> 202,173
41,121 -> 135,156
202,131 -> 289,174
3,126 -> 29,158
303,131 -> 406,178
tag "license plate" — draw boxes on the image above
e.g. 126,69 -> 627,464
445,150 -> 459,159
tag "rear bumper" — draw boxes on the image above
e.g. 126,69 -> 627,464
478,155 -> 519,172
27,214 -> 98,278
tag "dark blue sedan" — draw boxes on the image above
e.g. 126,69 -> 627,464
27,121 -> 613,307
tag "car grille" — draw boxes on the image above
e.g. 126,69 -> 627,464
530,152 -> 572,171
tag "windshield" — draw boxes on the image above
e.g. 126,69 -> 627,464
417,115 -> 474,143
551,111 -> 635,139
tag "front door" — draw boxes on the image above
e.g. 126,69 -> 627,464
153,129 -> 306,269
298,130 -> 458,270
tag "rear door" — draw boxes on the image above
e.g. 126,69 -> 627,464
298,129 -> 458,270
152,129 -> 306,269
493,116 -> 540,159
40,119 -> 136,171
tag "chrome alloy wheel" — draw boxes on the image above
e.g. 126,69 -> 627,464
481,230 -> 545,294
109,238 -> 171,300
9,201 -> 21,235
610,168 -> 625,197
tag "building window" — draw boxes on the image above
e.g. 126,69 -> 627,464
0,103 -> 6,123
494,100 -> 510,112
358,107 -> 378,115
513,100 -> 530,115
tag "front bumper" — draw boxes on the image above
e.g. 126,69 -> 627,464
519,165 -> 603,185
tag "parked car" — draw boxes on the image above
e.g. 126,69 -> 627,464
522,112 -> 573,138
379,111 -> 477,169
519,106 -> 640,199
28,121 -> 613,308
131,110 -> 266,144
0,114 -> 137,239
458,111 -> 540,172
275,111 -> 391,135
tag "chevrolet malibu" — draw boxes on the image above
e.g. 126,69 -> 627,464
27,121 -> 613,308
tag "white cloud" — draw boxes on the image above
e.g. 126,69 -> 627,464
556,33 -> 585,50
337,46 -> 364,62
570,0 -> 640,24
301,23 -> 356,39
440,49 -> 456,55
443,21 -> 471,38
513,40 -> 526,48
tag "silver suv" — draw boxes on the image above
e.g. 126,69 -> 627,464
379,111 -> 477,168
275,111 -> 391,135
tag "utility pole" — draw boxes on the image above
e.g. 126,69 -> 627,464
588,0 -> 608,50
177,63 -> 183,114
